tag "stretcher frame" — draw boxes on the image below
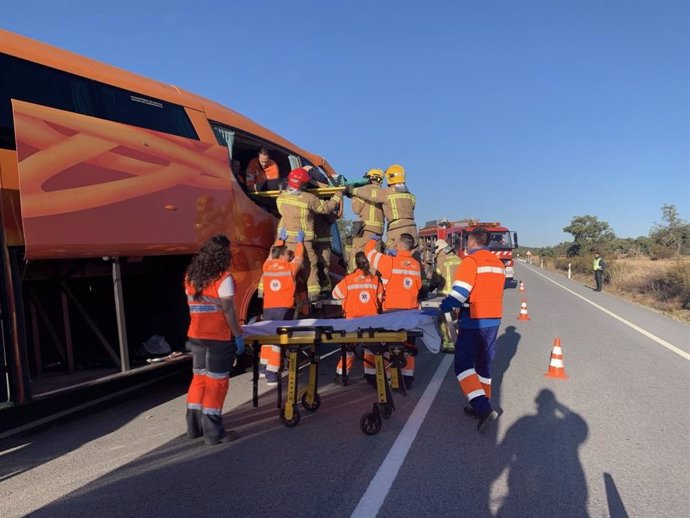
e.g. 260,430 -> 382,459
245,326 -> 422,435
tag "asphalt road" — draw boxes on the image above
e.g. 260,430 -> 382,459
1,260 -> 688,518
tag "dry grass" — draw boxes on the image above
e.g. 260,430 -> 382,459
540,256 -> 690,324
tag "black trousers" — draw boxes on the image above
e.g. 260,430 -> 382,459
594,270 -> 603,291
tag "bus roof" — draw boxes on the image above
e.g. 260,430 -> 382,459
0,29 -> 334,174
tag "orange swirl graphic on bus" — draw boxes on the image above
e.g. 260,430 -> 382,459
13,100 -> 231,218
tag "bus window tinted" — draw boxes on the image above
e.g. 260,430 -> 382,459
0,53 -> 95,148
96,83 -> 197,139
0,53 -> 197,149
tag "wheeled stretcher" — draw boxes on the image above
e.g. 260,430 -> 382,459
242,309 -> 440,435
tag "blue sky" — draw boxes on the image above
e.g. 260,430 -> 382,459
3,0 -> 689,246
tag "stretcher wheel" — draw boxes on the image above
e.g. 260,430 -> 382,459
280,405 -> 301,427
360,412 -> 382,435
301,392 -> 321,412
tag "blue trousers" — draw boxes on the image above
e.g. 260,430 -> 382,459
454,325 -> 499,416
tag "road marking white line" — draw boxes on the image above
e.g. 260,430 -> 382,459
521,265 -> 690,361
351,354 -> 453,518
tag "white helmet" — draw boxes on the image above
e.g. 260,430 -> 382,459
434,239 -> 449,254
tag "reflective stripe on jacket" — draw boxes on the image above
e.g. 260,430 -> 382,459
448,249 -> 505,319
382,188 -> 416,230
332,269 -> 382,318
351,184 -> 385,233
276,191 -> 342,242
185,272 -> 233,340
365,240 -> 421,311
436,252 -> 463,295
262,243 -> 304,309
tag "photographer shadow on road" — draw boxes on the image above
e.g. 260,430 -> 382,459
490,389 -> 590,518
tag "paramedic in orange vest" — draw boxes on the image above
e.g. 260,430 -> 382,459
184,234 -> 244,445
246,147 -> 281,191
365,232 -> 422,387
276,167 -> 343,301
439,227 -> 506,432
332,251 -> 382,381
259,229 -> 304,386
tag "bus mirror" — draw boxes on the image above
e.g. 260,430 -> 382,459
513,232 -> 519,249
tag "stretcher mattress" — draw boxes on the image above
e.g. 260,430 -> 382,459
242,309 -> 442,353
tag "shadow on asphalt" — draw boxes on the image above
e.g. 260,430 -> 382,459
21,372 -> 407,517
491,389 -> 590,517
0,376 -> 189,483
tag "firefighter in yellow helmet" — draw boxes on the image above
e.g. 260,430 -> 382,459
349,168 -> 385,271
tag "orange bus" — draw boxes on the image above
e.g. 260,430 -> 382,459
0,29 -> 345,419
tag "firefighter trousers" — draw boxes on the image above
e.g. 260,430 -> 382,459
350,229 -> 383,272
313,240 -> 332,293
186,339 -> 237,444
286,240 -> 321,299
454,325 -> 499,417
385,222 -> 418,251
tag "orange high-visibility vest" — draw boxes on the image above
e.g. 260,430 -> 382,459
185,272 -> 233,340
332,269 -> 382,318
246,157 -> 279,189
262,243 -> 304,309
452,249 -> 505,318
365,241 -> 421,311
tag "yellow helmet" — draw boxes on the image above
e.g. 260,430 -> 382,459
385,164 -> 406,185
365,168 -> 384,181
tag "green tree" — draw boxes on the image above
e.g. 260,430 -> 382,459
650,204 -> 690,256
563,215 -> 615,256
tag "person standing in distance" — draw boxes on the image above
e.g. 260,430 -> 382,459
184,234 -> 245,445
593,251 -> 607,292
439,227 -> 505,432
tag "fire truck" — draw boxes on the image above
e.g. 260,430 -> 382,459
419,219 -> 519,281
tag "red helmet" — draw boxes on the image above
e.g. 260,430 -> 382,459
287,168 -> 310,189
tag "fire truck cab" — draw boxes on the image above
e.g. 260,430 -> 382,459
419,219 -> 519,282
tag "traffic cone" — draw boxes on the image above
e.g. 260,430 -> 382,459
544,338 -> 568,379
517,298 -> 531,320
519,280 -> 525,293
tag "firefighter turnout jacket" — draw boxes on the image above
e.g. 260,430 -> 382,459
185,272 -> 235,340
276,190 -> 342,242
351,183 -> 385,235
435,251 -> 463,295
365,240 -> 421,311
440,248 -> 505,328
262,242 -> 304,309
354,185 -> 415,233
332,269 -> 382,318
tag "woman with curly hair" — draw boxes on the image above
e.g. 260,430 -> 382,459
184,234 -> 244,445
